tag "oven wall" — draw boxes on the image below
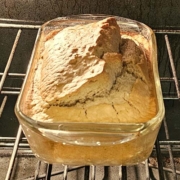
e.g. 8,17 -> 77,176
0,0 -> 180,27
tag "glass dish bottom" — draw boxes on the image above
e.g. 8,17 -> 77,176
20,119 -> 161,166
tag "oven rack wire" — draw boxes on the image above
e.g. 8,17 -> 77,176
0,19 -> 180,180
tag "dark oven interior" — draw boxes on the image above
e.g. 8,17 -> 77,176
0,1 -> 180,180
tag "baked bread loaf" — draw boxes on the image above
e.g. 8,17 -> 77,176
19,16 -> 161,166
24,17 -> 157,123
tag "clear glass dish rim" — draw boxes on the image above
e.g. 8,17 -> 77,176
15,14 -> 165,134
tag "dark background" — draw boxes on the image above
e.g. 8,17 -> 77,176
0,0 -> 180,27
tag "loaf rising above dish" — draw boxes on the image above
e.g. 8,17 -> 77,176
23,17 -> 157,123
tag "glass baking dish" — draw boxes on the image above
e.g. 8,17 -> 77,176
15,14 -> 165,166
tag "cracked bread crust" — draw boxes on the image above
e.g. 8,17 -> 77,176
24,17 -> 157,123
40,17 -> 122,105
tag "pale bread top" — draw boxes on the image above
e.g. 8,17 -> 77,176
23,17 -> 157,123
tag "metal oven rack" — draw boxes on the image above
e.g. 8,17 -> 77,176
0,19 -> 180,180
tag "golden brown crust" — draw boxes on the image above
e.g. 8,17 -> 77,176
23,17 -> 157,123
